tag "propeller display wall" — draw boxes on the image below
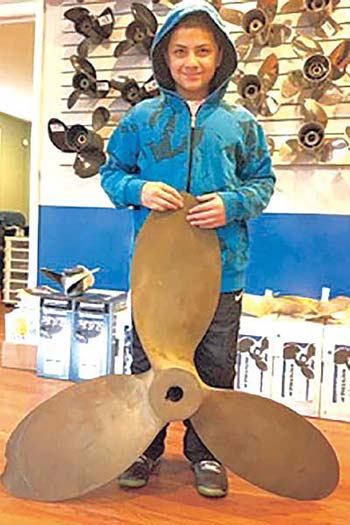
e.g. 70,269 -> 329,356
1,194 -> 340,502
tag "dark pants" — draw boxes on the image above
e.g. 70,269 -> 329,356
131,291 -> 242,463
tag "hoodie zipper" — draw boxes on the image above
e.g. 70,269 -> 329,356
186,109 -> 199,193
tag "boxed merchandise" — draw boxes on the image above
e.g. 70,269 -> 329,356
234,315 -> 275,398
70,291 -> 127,381
36,295 -> 73,380
271,319 -> 324,417
320,325 -> 350,422
1,342 -> 36,370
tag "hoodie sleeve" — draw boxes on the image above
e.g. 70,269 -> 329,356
100,113 -> 146,208
217,117 -> 276,223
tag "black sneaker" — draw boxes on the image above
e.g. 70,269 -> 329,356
117,455 -> 161,488
192,460 -> 228,498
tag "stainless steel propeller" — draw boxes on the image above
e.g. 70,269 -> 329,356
280,99 -> 348,162
281,0 -> 342,38
1,194 -> 339,502
281,35 -> 350,105
234,53 -> 279,117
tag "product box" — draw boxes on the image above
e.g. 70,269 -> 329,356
36,296 -> 73,380
4,301 -> 40,346
1,342 -> 37,370
234,315 -> 275,398
271,318 -> 324,417
70,291 -> 127,381
113,292 -> 132,374
320,324 -> 350,422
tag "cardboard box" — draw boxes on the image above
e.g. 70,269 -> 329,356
234,315 -> 275,398
320,325 -> 350,422
271,318 -> 324,417
4,305 -> 39,345
1,341 -> 37,370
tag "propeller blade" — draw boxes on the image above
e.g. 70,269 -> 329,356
47,119 -> 75,153
73,149 -> 106,178
329,39 -> 350,80
259,95 -> 279,117
258,53 -> 278,91
280,0 -> 305,13
132,2 -> 158,35
77,39 -> 89,58
279,139 -> 300,161
303,99 -> 328,128
114,39 -> 134,58
40,267 -> 63,285
234,33 -> 253,60
131,193 -> 221,372
97,7 -> 115,39
191,389 -> 339,500
2,371 -> 164,501
67,89 -> 81,109
292,34 -> 323,58
281,70 -> 305,98
64,7 -> 90,23
257,0 -> 278,22
70,55 -> 96,80
268,23 -> 292,47
92,106 -> 110,131
219,8 -> 243,26
317,82 -> 343,105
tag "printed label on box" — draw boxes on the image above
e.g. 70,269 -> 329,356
271,320 -> 323,417
234,316 -> 274,398
320,325 -> 350,422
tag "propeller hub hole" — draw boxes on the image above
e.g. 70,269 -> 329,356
298,122 -> 324,150
304,54 -> 330,82
165,386 -> 184,402
243,9 -> 267,35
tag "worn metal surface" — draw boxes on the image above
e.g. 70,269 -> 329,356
191,387 -> 339,500
2,371 -> 163,501
131,193 -> 221,372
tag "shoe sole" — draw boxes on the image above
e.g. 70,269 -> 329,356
118,479 -> 148,488
197,485 -> 227,498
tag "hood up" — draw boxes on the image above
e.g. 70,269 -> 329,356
151,0 -> 237,96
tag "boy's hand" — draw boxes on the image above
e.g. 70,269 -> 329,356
186,193 -> 226,229
141,182 -> 184,211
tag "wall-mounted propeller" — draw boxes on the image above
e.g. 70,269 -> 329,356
216,0 -> 292,60
111,75 -> 159,106
68,55 -> 113,109
234,54 -> 279,117
48,106 -> 110,177
281,0 -> 341,38
114,3 -> 158,58
1,194 -> 339,503
281,35 -> 350,105
280,99 -> 348,163
64,6 -> 115,57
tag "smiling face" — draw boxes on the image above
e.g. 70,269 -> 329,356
166,25 -> 222,101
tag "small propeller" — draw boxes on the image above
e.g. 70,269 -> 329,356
40,265 -> 100,296
48,107 -> 110,178
281,0 -> 342,38
64,6 -> 114,57
1,193 -> 340,503
114,2 -> 158,57
234,54 -> 279,117
280,99 -> 348,163
216,0 -> 291,59
111,75 -> 159,106
282,35 -> 350,105
68,55 -> 111,109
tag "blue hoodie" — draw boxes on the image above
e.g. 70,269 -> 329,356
100,0 -> 275,292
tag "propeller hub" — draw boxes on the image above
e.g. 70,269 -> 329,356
306,0 -> 331,13
66,125 -> 89,150
303,54 -> 331,83
242,9 -> 267,36
298,122 -> 325,150
149,368 -> 204,423
238,74 -> 262,100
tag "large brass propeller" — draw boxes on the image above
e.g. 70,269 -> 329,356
234,54 -> 279,117
282,35 -> 350,106
1,194 -> 339,502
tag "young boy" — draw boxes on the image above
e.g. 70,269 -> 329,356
100,0 -> 275,498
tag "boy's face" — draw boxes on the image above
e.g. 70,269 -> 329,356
166,25 -> 222,101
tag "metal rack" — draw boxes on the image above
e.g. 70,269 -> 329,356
2,236 -> 29,304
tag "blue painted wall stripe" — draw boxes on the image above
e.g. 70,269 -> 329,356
38,207 -> 350,299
